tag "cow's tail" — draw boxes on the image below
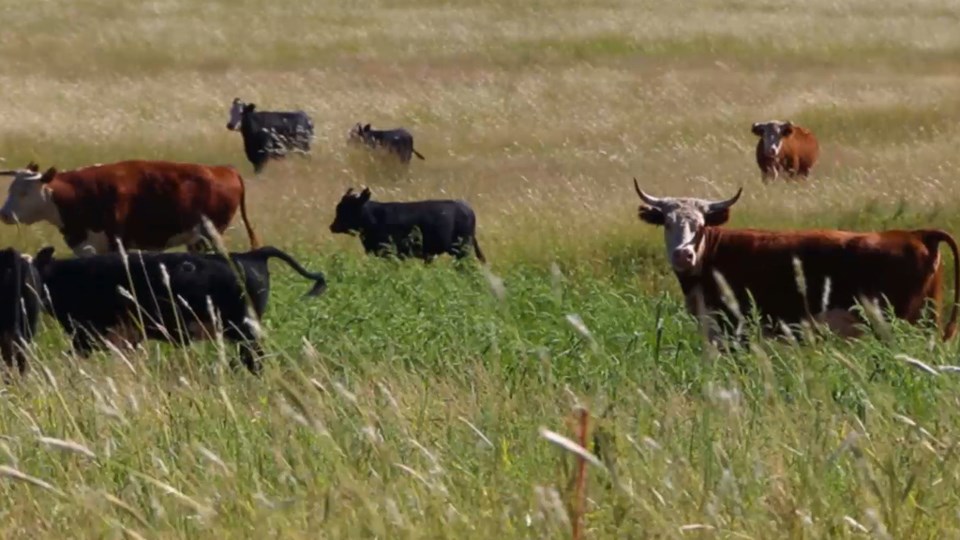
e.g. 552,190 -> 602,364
413,149 -> 425,160
472,237 -> 486,264
237,173 -> 261,249
928,230 -> 960,341
252,246 -> 327,297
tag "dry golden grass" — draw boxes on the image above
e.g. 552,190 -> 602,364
1,0 -> 959,265
2,1 -> 960,537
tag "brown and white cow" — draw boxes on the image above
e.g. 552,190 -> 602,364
751,120 -> 819,183
0,160 -> 260,255
633,179 -> 959,341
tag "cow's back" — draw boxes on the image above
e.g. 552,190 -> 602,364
693,228 -> 939,324
41,252 -> 251,335
53,161 -> 244,250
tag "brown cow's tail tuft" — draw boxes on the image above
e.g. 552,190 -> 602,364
238,173 -> 261,249
927,230 -> 960,341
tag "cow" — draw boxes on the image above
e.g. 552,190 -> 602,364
0,248 -> 41,376
751,120 -> 819,183
348,123 -> 425,164
632,179 -> 959,342
226,98 -> 314,174
329,187 -> 485,263
32,245 -> 327,374
0,160 -> 260,256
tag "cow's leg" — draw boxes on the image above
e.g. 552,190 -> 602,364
71,331 -> 98,357
13,347 -> 28,376
228,334 -> 263,375
223,320 -> 263,375
760,167 -> 776,184
787,156 -> 801,178
181,222 -> 220,254
237,341 -> 264,375
186,232 -> 213,254
105,321 -> 145,351
71,231 -> 112,257
1,336 -> 16,376
814,309 -> 864,339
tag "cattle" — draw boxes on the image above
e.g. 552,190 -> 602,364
751,120 -> 819,183
329,187 -> 485,263
227,98 -> 314,174
348,123 -> 425,164
0,248 -> 41,376
632,179 -> 959,342
32,245 -> 327,374
0,160 -> 260,256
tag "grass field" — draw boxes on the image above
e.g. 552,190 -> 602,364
2,0 -> 960,537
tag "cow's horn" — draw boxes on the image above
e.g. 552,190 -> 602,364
0,169 -> 40,179
707,187 -> 743,212
633,178 -> 665,208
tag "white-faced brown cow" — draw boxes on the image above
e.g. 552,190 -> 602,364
633,179 -> 959,341
0,160 -> 260,256
751,120 -> 819,183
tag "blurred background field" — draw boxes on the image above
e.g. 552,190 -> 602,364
1,0 -> 960,537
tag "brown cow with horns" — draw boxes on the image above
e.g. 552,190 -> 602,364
0,160 -> 260,255
633,179 -> 959,341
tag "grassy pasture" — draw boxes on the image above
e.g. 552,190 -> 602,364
2,0 -> 960,537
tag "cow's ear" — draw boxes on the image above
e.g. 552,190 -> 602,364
363,124 -> 371,132
638,206 -> 665,226
780,122 -> 794,136
704,209 -> 730,227
359,187 -> 371,203
244,103 -> 256,113
751,123 -> 763,136
40,167 -> 57,183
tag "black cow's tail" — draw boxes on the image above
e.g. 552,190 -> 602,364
413,149 -> 425,160
252,247 -> 327,297
472,237 -> 486,264
237,173 -> 261,249
926,230 -> 960,341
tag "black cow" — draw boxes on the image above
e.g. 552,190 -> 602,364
348,123 -> 425,164
329,187 -> 485,263
0,248 -> 41,375
227,98 -> 314,174
33,246 -> 327,374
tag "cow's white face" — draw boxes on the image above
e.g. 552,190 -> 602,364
661,206 -> 707,273
226,98 -> 245,130
752,121 -> 794,159
634,180 -> 742,275
0,170 -> 61,227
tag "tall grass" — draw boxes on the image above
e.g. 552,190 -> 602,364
1,0 -> 960,537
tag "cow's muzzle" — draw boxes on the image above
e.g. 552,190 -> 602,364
671,248 -> 696,273
0,211 -> 15,225
226,122 -> 238,131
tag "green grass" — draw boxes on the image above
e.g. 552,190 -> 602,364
2,0 -> 960,536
